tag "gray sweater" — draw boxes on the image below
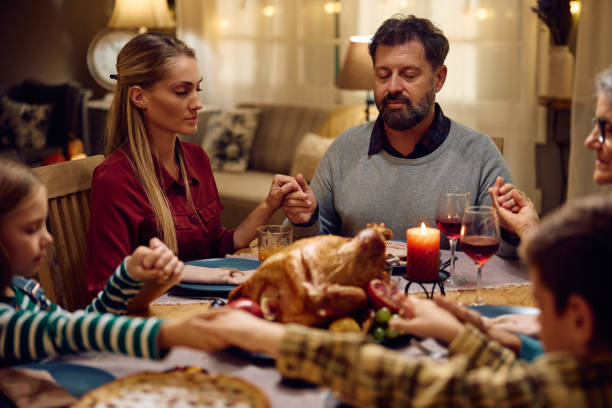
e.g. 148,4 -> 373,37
292,119 -> 516,256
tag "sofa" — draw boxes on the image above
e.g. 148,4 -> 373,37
180,103 -> 367,229
0,80 -> 92,167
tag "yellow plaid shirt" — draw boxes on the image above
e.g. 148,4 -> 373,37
276,324 -> 612,407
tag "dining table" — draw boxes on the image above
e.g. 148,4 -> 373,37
24,246 -> 538,407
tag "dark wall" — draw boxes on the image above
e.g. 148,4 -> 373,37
0,0 -> 114,98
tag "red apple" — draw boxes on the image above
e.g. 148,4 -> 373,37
227,298 -> 264,318
366,279 -> 405,313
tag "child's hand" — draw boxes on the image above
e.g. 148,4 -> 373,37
388,296 -> 464,344
126,238 -> 183,286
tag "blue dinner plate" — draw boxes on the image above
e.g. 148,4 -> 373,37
14,362 -> 115,397
469,304 -> 539,318
175,258 -> 261,297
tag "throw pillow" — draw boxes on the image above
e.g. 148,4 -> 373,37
0,96 -> 54,149
201,109 -> 260,172
290,132 -> 334,182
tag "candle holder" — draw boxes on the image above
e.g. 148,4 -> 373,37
395,267 -> 450,299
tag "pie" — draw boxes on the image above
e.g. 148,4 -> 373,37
72,366 -> 269,408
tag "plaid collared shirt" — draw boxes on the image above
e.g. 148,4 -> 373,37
277,324 -> 612,408
368,103 -> 451,158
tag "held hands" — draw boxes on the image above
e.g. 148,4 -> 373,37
432,297 -> 522,355
125,238 -> 183,286
265,174 -> 304,212
488,176 -> 540,240
158,307 -> 285,356
389,296 -> 522,354
282,174 -> 317,225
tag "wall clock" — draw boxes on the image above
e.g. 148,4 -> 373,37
87,29 -> 135,91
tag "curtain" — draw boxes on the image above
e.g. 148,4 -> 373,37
567,0 -> 612,199
176,0 -> 340,110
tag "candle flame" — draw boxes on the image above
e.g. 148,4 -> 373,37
420,222 -> 426,235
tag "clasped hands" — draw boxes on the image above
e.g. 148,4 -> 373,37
265,173 -> 317,225
125,237 -> 184,286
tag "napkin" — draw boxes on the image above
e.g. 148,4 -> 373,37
181,265 -> 256,285
386,241 -> 407,259
0,367 -> 76,408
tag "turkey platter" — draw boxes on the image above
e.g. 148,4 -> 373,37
228,224 -> 391,326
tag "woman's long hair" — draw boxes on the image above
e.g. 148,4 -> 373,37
105,32 -> 199,253
0,159 -> 43,291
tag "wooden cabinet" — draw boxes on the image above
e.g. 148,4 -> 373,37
536,96 -> 571,215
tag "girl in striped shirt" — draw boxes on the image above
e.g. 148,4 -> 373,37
0,159 -> 224,364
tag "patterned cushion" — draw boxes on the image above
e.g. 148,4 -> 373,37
0,96 -> 54,149
202,109 -> 260,173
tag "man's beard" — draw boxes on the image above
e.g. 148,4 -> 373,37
377,82 -> 436,131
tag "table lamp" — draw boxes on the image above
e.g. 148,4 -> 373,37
336,35 -> 375,121
87,0 -> 175,93
108,0 -> 175,34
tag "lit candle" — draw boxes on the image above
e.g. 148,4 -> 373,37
406,222 -> 440,281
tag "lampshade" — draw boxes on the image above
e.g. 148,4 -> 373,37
107,0 -> 175,30
336,36 -> 374,90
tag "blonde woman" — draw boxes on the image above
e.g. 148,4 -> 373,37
86,33 -> 303,301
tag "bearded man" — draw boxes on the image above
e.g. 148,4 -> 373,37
283,15 -> 518,256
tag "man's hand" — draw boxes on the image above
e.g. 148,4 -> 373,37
282,174 -> 318,225
125,238 -> 183,286
388,296 -> 464,344
488,177 -> 540,239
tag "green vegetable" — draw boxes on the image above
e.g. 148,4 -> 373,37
373,326 -> 386,340
375,307 -> 391,324
385,326 -> 400,339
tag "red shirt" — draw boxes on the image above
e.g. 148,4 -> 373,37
85,141 -> 235,299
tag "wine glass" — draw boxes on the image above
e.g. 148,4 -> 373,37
435,190 -> 470,286
460,206 -> 500,306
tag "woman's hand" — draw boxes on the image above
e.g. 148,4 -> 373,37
125,238 -> 183,286
433,296 -> 522,355
265,174 -> 303,213
282,174 -> 318,225
488,177 -> 540,240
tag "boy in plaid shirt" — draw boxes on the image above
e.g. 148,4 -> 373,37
201,194 -> 612,408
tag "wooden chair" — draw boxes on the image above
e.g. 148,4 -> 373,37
32,155 -> 105,311
491,137 -> 504,154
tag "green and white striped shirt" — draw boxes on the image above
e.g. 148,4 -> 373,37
0,259 -> 163,364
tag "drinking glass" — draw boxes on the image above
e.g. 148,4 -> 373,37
460,206 -> 500,306
257,225 -> 293,261
435,190 -> 470,286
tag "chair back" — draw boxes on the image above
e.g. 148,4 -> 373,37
491,137 -> 503,154
32,155 -> 104,311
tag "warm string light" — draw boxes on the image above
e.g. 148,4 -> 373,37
570,1 -> 581,16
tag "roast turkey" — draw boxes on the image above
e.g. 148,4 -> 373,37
228,225 -> 390,326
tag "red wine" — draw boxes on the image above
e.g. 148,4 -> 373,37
461,236 -> 499,265
436,217 -> 462,239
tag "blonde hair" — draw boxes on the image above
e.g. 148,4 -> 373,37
0,159 -> 44,289
105,32 -> 198,254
